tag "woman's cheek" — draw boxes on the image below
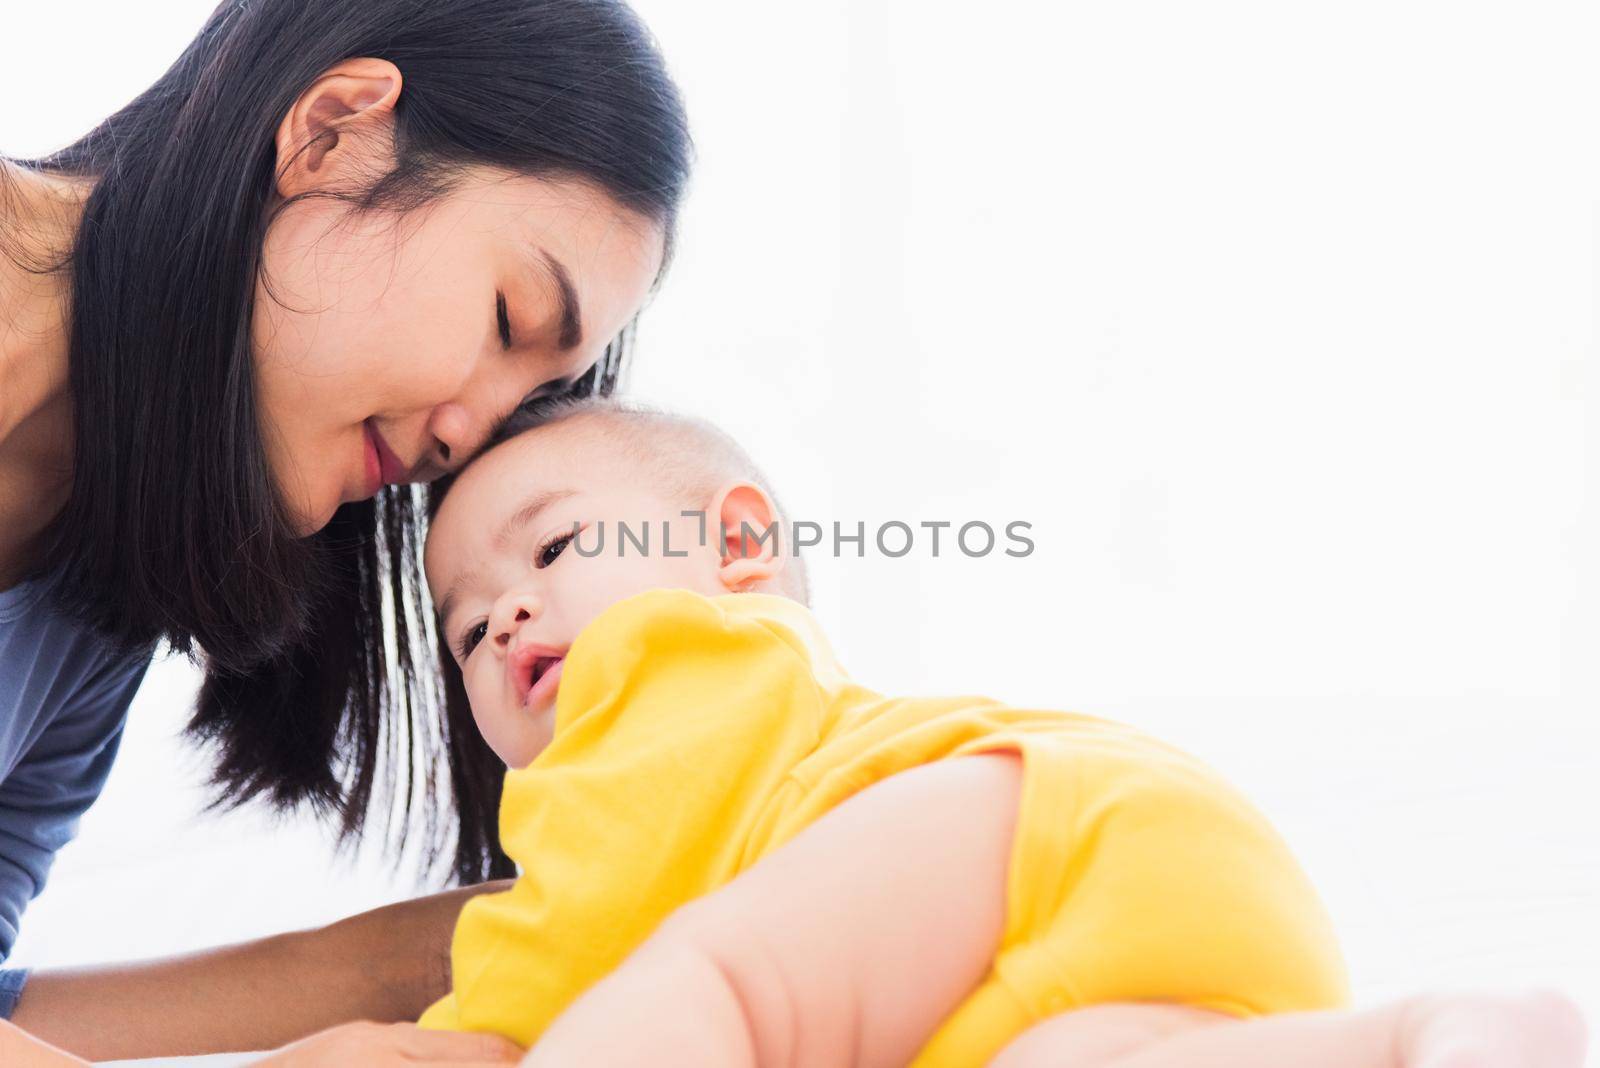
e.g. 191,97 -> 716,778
362,321 -> 481,412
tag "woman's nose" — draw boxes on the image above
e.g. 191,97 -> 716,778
426,401 -> 475,471
489,588 -> 543,654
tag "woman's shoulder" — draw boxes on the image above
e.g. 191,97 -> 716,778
1,571 -> 153,738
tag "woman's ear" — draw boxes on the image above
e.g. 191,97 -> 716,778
274,57 -> 403,198
710,481 -> 787,592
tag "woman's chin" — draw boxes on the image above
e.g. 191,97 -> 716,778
285,486 -> 348,537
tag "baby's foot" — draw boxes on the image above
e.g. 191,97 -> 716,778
1399,989 -> 1588,1068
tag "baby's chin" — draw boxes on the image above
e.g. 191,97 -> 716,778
493,706 -> 558,770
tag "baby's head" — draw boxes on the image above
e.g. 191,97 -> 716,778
425,397 -> 806,768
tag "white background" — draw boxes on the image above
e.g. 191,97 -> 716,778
3,0 -> 1597,1054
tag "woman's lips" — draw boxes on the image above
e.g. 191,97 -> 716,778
364,420 -> 414,487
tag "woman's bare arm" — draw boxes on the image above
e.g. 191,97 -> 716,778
9,880 -> 509,1062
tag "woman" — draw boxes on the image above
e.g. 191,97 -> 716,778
0,0 -> 688,1060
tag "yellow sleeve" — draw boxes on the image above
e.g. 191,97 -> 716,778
996,733 -> 1349,1018
423,589 -> 826,1046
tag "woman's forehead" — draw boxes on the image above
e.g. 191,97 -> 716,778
480,173 -> 666,278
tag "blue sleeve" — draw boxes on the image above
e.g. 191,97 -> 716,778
0,654 -> 146,964
0,966 -> 27,1018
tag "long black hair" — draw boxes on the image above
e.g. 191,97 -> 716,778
13,0 -> 690,884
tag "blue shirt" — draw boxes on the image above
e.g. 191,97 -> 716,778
0,574 -> 149,964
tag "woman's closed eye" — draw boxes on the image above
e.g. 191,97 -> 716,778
495,291 -> 514,349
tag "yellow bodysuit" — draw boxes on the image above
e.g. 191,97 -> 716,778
419,589 -> 1348,1065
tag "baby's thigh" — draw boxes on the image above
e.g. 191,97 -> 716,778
987,1003 -> 1225,1068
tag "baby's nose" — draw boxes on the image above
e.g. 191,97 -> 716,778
492,594 -> 542,651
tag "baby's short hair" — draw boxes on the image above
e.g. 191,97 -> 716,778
437,395 -> 811,604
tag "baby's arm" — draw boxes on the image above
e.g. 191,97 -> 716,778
526,753 -> 1024,1067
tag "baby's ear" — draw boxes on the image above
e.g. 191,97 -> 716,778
710,481 -> 786,591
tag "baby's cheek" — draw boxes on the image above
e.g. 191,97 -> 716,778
465,669 -> 509,746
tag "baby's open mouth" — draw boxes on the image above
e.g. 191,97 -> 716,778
522,655 -> 565,710
510,643 -> 567,709
529,655 -> 561,691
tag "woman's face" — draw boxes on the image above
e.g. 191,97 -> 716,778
252,171 -> 665,534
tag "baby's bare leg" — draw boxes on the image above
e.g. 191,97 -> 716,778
990,990 -> 1587,1068
986,1004 -> 1223,1065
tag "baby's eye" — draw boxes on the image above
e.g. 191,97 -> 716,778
458,620 -> 489,660
537,529 -> 577,569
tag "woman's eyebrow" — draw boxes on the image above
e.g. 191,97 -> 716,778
528,247 -> 584,351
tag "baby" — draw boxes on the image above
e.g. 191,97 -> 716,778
417,396 -> 1585,1067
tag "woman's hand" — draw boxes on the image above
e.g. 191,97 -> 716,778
255,1021 -> 522,1066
